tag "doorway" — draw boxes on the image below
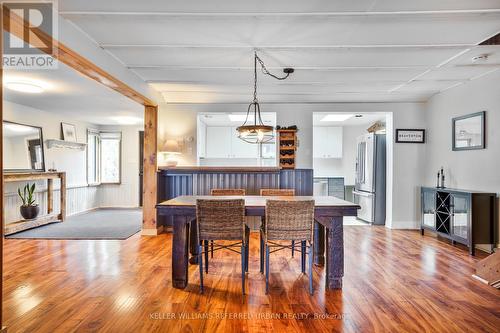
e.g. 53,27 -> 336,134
312,112 -> 391,226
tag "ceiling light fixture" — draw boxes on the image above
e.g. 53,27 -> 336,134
237,52 -> 294,144
5,81 -> 45,93
321,114 -> 354,122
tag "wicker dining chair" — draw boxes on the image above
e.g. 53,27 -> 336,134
196,199 -> 247,294
259,188 -> 296,273
209,189 -> 249,272
261,199 -> 315,295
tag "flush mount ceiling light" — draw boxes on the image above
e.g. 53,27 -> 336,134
5,80 -> 45,93
321,114 -> 354,122
237,52 -> 294,144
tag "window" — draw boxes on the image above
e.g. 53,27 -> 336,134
87,130 -> 121,185
87,129 -> 100,185
100,132 -> 121,184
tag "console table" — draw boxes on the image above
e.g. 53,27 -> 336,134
421,187 -> 496,255
4,171 -> 66,235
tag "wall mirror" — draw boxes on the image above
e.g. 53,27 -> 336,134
452,111 -> 485,151
3,121 -> 45,172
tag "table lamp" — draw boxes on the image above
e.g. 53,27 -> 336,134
162,139 -> 181,167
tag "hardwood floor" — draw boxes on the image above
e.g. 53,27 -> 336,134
3,227 -> 499,333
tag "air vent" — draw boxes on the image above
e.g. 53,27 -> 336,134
479,33 -> 500,45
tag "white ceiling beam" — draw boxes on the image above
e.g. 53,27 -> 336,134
129,65 -> 429,70
60,9 -> 500,17
101,44 -> 475,49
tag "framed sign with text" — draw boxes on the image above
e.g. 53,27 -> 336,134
396,129 -> 425,143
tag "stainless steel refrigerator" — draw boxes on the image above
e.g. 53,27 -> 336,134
353,133 -> 386,225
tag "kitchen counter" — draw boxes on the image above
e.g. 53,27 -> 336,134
159,166 -> 280,173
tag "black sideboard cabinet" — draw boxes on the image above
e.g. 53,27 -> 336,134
421,187 -> 496,255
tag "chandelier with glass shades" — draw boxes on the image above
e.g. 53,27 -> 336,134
237,52 -> 294,143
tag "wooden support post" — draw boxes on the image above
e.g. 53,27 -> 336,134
142,105 -> 159,235
59,173 -> 66,221
47,178 -> 53,214
0,4 -> 4,330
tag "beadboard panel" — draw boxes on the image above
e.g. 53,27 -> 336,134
4,185 -> 99,224
192,173 -> 280,195
99,183 -> 140,208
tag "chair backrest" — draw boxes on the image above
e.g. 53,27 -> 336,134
196,199 -> 245,241
210,188 -> 246,196
265,199 -> 315,242
260,188 -> 295,196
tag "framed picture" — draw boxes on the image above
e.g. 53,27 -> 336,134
61,123 -> 77,142
396,129 -> 425,143
452,111 -> 485,151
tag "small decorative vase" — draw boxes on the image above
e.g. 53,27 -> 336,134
20,205 -> 40,220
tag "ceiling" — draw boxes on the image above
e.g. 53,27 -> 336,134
313,113 -> 387,126
59,0 -> 500,104
4,63 -> 143,125
199,112 -> 276,126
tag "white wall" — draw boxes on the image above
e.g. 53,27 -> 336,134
158,102 -> 427,229
3,101 -> 142,223
3,101 -> 98,222
424,70 -> 500,243
313,124 -> 368,184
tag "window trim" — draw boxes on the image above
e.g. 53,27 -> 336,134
86,128 -> 101,186
86,129 -> 122,186
99,131 -> 122,185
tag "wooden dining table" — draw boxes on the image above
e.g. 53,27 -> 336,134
157,195 -> 360,290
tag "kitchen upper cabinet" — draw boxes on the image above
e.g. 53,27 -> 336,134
206,126 -> 231,158
230,127 -> 258,158
205,126 -> 259,158
313,127 -> 343,158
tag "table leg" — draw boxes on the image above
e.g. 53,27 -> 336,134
172,216 -> 190,289
189,218 -> 199,264
326,216 -> 344,289
313,221 -> 325,266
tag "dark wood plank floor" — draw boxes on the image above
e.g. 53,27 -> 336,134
3,227 -> 499,333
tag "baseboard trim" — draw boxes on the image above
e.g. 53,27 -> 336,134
141,225 -> 164,236
386,220 -> 419,230
98,206 -> 141,210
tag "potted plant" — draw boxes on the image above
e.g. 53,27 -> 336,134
18,183 -> 40,220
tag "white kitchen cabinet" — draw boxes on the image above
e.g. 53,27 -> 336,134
230,127 -> 258,158
313,126 -> 343,158
206,126 -> 231,158
205,126 -> 259,158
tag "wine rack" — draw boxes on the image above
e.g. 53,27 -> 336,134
277,129 -> 297,169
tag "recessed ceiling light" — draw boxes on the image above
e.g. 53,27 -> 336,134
5,81 -> 45,93
321,114 -> 354,122
112,116 -> 143,125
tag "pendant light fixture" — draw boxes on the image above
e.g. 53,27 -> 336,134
237,52 -> 294,143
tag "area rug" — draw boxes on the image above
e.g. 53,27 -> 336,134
6,209 -> 142,240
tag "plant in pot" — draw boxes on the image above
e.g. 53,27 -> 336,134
18,183 -> 40,220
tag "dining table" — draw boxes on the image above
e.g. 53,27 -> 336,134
157,195 -> 360,290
